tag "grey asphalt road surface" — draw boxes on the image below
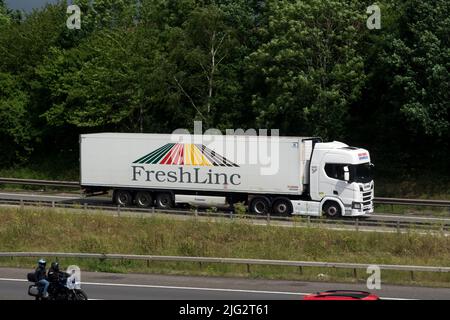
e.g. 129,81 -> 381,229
0,268 -> 449,300
0,191 -> 449,236
0,191 -> 447,223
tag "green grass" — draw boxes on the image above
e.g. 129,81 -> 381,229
375,204 -> 450,217
375,176 -> 450,200
0,206 -> 449,287
0,157 -> 79,182
0,157 -> 79,191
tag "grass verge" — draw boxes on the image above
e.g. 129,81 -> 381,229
374,204 -> 450,217
0,157 -> 79,192
0,206 -> 449,287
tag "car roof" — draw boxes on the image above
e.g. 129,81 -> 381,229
316,290 -> 372,299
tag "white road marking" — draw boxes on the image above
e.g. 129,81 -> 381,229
0,278 -> 416,300
83,281 -> 307,296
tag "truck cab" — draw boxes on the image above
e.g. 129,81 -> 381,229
309,141 -> 374,217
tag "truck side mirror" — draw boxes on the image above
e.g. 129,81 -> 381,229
343,166 -> 350,182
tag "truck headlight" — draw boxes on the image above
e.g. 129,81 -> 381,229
352,202 -> 362,210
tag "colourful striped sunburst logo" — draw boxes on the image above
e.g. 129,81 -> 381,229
133,144 -> 239,167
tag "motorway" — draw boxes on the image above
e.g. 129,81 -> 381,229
1,267 -> 449,300
0,192 -> 449,300
0,191 -> 448,235
1,190 -> 448,221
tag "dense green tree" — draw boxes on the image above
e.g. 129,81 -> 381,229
246,0 -> 367,138
378,0 -> 450,137
0,73 -> 32,164
168,4 -> 239,126
354,0 -> 450,175
37,27 -> 177,132
0,0 -> 10,25
0,0 -> 448,183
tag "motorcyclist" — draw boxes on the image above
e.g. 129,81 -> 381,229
47,262 -> 61,284
48,261 -> 66,295
34,259 -> 49,298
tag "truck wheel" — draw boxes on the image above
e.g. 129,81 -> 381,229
272,198 -> 293,215
135,191 -> 153,208
114,190 -> 133,206
249,197 -> 271,215
156,193 -> 174,209
323,201 -> 342,218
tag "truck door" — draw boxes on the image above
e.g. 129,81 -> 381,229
321,156 -> 354,207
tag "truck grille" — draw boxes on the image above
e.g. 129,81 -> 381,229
363,191 -> 372,202
361,186 -> 373,211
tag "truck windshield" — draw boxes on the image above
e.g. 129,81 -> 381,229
351,163 -> 373,183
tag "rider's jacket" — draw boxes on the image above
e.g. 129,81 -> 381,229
34,267 -> 46,281
48,268 -> 62,283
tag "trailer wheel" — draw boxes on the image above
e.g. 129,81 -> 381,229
135,191 -> 153,208
114,190 -> 133,207
323,201 -> 342,218
249,197 -> 271,215
156,193 -> 174,209
272,198 -> 293,215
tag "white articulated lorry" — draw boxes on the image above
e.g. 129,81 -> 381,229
80,133 -> 374,217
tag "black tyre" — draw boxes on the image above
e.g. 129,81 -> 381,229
67,291 -> 77,300
75,289 -> 88,300
272,198 -> 293,215
323,201 -> 342,218
155,193 -> 174,209
114,190 -> 133,206
135,191 -> 153,208
249,197 -> 271,215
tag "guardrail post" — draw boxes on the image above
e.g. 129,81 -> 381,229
266,213 -> 270,224
83,203 -> 87,210
152,207 -> 155,214
195,209 -> 198,217
307,216 -> 311,226
0,252 -> 449,277
20,199 -> 24,209
355,218 -> 359,231
117,205 -> 121,217
396,221 -> 400,233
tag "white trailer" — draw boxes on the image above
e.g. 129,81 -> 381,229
80,133 -> 374,217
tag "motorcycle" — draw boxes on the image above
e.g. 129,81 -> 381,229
27,271 -> 88,300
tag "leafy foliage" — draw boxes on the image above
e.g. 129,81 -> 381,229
0,0 -> 448,180
246,0 -> 367,138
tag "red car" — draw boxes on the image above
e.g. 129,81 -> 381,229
303,290 -> 380,300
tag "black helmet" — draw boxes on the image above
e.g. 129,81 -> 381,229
51,262 -> 59,271
38,259 -> 46,268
